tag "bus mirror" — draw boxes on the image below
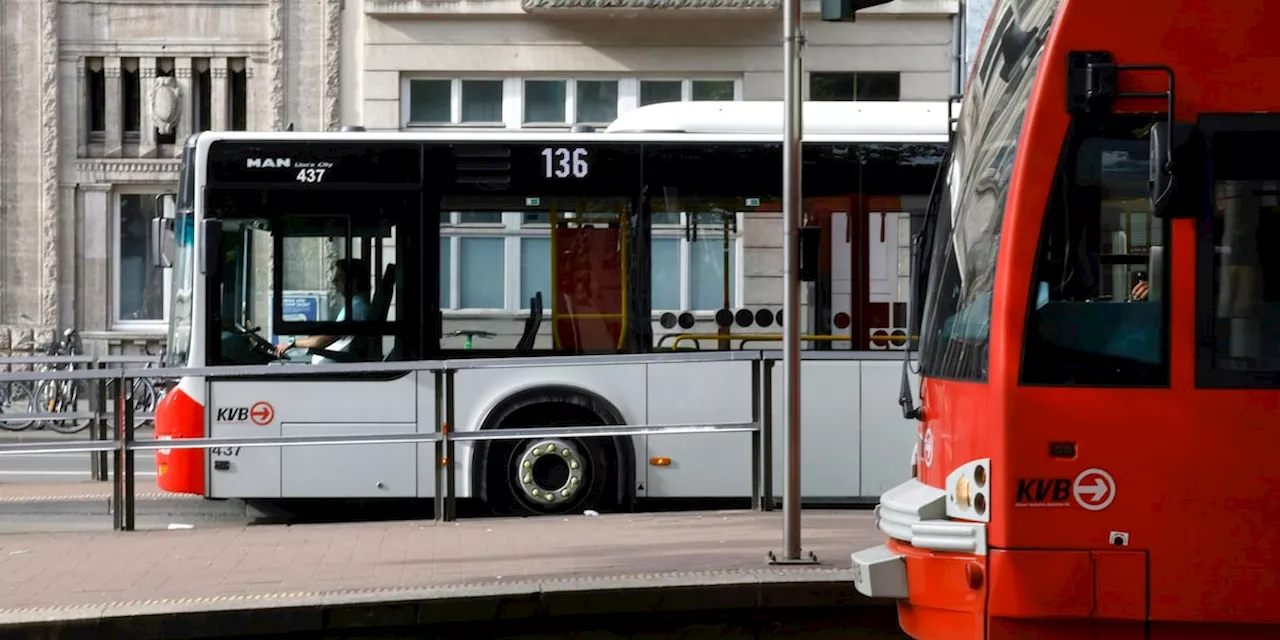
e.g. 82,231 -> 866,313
799,225 -> 821,282
150,217 -> 175,269
200,218 -> 222,275
1148,121 -> 1199,218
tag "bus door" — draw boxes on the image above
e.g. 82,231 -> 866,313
550,199 -> 630,353
203,188 -> 420,500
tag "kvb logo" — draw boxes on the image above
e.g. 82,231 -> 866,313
1072,468 -> 1116,511
215,401 -> 275,426
1014,467 -> 1117,511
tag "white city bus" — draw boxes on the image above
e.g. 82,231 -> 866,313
152,100 -> 949,517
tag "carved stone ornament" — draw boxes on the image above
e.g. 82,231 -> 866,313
152,75 -> 182,135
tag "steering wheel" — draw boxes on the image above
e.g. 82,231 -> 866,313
232,322 -> 283,360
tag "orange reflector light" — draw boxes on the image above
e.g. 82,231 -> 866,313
441,457 -> 449,466
158,463 -> 168,476
649,457 -> 672,466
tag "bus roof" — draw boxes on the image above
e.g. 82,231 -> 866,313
604,100 -> 957,136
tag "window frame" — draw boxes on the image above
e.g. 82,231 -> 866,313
807,71 -> 903,102
438,211 -> 744,317
404,77 -> 511,128
1017,115 -> 1173,388
112,185 -> 173,330
401,76 -> 744,130
1194,113 -> 1280,388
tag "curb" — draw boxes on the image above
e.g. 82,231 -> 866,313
0,568 -> 893,639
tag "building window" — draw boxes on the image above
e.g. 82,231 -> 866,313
651,213 -> 739,312
193,58 -> 212,132
439,212 -> 739,313
639,79 -> 735,106
115,192 -> 169,325
524,79 -> 570,124
121,58 -> 141,141
229,57 -> 248,131
85,57 -> 106,141
407,78 -> 506,126
405,76 -> 743,130
809,72 -> 901,101
575,80 -> 618,125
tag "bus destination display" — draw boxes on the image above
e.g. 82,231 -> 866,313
209,141 -> 421,185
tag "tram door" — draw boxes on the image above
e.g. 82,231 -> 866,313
550,200 -> 630,353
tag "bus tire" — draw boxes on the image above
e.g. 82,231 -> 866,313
497,434 -> 609,517
476,391 -> 631,517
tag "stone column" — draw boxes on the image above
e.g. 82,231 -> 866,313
139,56 -> 157,158
175,58 -> 193,151
211,57 -> 229,131
75,58 -> 87,158
248,58 -> 266,131
58,183 -> 77,330
104,57 -> 122,157
81,184 -> 111,331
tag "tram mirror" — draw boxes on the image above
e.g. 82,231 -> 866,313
1148,121 -> 1199,219
200,218 -> 222,275
799,225 -> 820,282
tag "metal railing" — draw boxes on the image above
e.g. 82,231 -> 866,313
0,352 -> 796,531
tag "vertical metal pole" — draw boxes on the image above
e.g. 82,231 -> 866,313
122,373 -> 136,532
444,369 -> 457,522
750,358 -> 762,511
89,364 -> 103,481
112,375 -> 123,531
762,358 -> 774,512
770,0 -> 816,565
433,369 -> 445,523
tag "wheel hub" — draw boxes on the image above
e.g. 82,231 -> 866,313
515,438 -> 584,505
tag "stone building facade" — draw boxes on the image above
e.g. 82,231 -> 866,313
0,0 -> 959,357
0,0 -> 341,357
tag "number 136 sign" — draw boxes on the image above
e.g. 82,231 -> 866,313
541,147 -> 590,179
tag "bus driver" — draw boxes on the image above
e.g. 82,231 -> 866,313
275,258 -> 373,364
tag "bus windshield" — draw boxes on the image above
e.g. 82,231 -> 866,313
165,212 -> 196,367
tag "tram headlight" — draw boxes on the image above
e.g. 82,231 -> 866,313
946,458 -> 991,523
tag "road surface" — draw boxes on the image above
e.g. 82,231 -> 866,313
0,426 -> 157,483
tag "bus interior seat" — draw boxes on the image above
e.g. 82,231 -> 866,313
516,291 -> 544,352
365,263 -> 396,360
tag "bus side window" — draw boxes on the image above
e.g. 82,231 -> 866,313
1021,117 -> 1170,386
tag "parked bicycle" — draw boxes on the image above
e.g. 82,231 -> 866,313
0,332 -> 75,432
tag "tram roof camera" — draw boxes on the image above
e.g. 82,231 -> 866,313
820,0 -> 894,22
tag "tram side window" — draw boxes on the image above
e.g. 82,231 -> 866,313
1021,116 -> 1169,386
1200,130 -> 1280,381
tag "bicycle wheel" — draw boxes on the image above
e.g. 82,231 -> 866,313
132,378 -> 158,429
0,381 -> 36,431
35,379 -> 89,435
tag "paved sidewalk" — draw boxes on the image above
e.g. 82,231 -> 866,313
0,479 -> 168,501
0,509 -> 878,615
